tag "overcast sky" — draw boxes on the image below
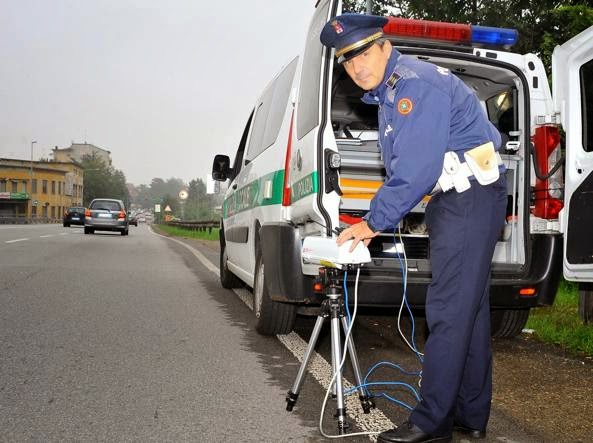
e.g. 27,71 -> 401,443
0,0 -> 314,185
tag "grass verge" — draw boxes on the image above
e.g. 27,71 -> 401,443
526,279 -> 593,357
155,224 -> 220,241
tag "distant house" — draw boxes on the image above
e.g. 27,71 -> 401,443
0,158 -> 83,220
52,143 -> 112,166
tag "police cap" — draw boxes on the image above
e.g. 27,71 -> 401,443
320,13 -> 388,63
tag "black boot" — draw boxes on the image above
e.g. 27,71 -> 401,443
377,421 -> 452,443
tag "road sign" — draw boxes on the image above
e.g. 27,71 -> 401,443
154,204 -> 161,213
164,205 -> 172,212
179,190 -> 188,200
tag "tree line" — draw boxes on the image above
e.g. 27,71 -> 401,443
134,177 -> 221,221
80,155 -> 220,221
344,0 -> 593,72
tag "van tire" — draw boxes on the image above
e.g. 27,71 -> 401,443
253,250 -> 296,335
220,241 -> 241,289
490,308 -> 530,338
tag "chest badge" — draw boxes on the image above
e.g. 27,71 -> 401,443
384,124 -> 393,137
397,98 -> 413,115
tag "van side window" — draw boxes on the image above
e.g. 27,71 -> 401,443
231,111 -> 254,179
247,92 -> 273,161
297,0 -> 331,140
581,59 -> 593,153
246,58 -> 298,161
261,57 -> 298,149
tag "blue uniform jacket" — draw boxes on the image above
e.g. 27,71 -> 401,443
361,48 -> 502,232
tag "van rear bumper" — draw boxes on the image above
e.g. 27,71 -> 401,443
262,222 -> 562,309
342,234 -> 562,309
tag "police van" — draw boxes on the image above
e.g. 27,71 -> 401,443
212,0 -> 593,338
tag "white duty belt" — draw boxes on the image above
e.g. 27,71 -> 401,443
432,142 -> 503,194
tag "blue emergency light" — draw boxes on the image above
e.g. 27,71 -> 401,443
471,25 -> 519,46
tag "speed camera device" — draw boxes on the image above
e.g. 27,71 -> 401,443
301,236 -> 371,269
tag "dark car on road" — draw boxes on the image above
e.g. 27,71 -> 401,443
84,199 -> 129,236
63,207 -> 86,227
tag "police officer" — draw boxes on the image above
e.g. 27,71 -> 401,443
321,13 -> 507,443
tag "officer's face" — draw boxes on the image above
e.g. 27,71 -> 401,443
343,41 -> 392,91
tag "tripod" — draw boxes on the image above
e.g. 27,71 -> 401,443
285,266 -> 374,434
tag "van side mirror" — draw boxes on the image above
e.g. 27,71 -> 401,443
212,154 -> 232,181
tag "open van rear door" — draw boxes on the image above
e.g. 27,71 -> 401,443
553,26 -> 593,281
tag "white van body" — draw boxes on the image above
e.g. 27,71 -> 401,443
212,0 -> 593,337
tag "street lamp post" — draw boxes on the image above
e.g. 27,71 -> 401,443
30,140 -> 37,219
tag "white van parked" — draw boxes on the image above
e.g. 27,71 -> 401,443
212,0 -> 593,337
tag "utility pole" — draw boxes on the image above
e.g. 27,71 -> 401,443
30,140 -> 37,219
366,0 -> 372,14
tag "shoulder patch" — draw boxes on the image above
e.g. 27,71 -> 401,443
397,98 -> 413,115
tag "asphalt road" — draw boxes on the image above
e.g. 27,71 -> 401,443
2,224 -> 591,442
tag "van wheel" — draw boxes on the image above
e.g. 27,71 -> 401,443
253,250 -> 296,335
220,241 -> 241,289
490,308 -> 530,338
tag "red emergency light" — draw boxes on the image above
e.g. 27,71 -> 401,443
383,17 -> 518,47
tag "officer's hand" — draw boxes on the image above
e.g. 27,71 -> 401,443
336,221 -> 378,252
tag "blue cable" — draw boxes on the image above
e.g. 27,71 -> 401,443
365,361 -> 421,379
353,229 -> 425,411
343,270 -> 351,325
345,382 -> 420,411
393,230 -> 423,363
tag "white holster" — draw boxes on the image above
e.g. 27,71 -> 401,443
434,142 -> 503,194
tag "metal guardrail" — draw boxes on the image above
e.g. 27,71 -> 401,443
0,216 -> 62,224
165,220 -> 218,233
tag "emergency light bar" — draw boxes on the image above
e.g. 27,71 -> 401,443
383,17 -> 518,47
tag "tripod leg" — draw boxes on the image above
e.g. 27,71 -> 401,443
330,303 -> 348,433
286,313 -> 325,411
341,316 -> 375,414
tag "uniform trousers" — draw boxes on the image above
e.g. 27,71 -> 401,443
409,175 -> 507,436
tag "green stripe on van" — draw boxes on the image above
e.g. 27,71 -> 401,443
223,171 -> 284,217
223,170 -> 319,217
291,172 -> 318,203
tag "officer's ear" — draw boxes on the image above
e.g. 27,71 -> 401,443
381,39 -> 392,58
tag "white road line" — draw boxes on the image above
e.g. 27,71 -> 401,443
5,238 -> 29,243
59,233 -> 68,236
40,235 -> 55,238
151,228 -> 395,439
151,229 -> 219,274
